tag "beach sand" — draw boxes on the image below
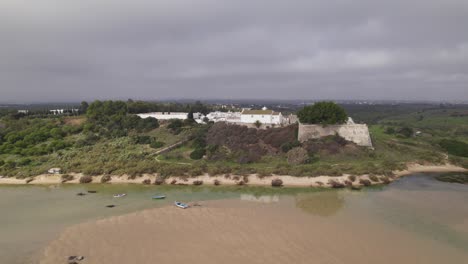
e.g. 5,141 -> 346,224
39,199 -> 468,264
1,163 -> 466,187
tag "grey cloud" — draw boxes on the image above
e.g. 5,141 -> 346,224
1,0 -> 467,102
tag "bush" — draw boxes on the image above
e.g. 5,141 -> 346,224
61,174 -> 74,182
359,179 -> 372,186
297,101 -> 347,125
397,127 -> 413,138
150,141 -> 165,149
380,176 -> 391,184
193,180 -> 203,186
369,175 -> 379,182
190,148 -> 206,160
439,139 -> 468,157
213,179 -> 221,186
154,177 -> 165,185
170,179 -> 177,185
142,179 -> 151,185
79,175 -> 93,184
287,147 -> 309,165
348,175 -> 356,182
328,179 -> 345,188
101,175 -> 111,183
271,178 -> 283,187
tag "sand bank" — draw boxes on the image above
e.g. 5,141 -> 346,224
39,200 -> 468,264
1,163 -> 466,187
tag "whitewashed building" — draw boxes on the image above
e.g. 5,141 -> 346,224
137,112 -> 188,120
240,107 -> 284,125
205,111 -> 241,123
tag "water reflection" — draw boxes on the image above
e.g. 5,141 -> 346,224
240,194 -> 280,203
295,191 -> 345,216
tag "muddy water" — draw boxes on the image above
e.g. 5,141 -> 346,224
1,173 -> 468,263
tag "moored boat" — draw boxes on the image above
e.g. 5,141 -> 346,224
152,195 -> 166,199
174,201 -> 189,209
113,193 -> 126,198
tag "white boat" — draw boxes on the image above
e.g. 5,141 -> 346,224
174,201 -> 189,209
113,193 -> 126,198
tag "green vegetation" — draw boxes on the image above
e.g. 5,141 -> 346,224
297,101 -> 347,125
439,139 -> 468,157
1,101 -> 467,179
435,172 -> 468,184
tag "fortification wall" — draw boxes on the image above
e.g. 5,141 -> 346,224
298,123 -> 373,147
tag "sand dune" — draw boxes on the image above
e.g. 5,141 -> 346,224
39,200 -> 468,264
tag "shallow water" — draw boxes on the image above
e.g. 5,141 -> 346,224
1,173 -> 468,263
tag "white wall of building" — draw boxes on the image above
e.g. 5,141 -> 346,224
137,112 -> 188,120
240,111 -> 284,125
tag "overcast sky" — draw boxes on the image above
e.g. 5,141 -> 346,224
1,0 -> 467,102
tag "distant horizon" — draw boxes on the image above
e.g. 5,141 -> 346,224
1,98 -> 468,105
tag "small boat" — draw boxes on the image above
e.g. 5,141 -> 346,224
174,201 -> 189,209
113,193 -> 126,198
76,192 -> 86,196
87,190 -> 97,193
106,205 -> 116,208
152,195 -> 166,200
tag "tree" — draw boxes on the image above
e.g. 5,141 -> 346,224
188,111 -> 194,121
190,148 -> 206,160
297,101 -> 347,125
398,127 -> 413,138
254,120 -> 262,128
80,101 -> 89,114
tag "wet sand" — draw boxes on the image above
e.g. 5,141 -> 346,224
39,199 -> 468,264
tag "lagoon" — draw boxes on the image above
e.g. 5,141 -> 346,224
1,173 -> 468,263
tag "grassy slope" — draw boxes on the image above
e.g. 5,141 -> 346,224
1,104 -> 468,178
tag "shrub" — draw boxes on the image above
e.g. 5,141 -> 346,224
348,175 -> 356,182
271,178 -> 283,187
79,176 -> 93,184
328,179 -> 345,188
397,127 -> 413,138
170,179 -> 177,185
61,174 -> 74,182
193,180 -> 203,186
142,179 -> 151,185
101,175 -> 111,183
150,141 -> 165,149
242,175 -> 249,183
154,177 -> 165,185
359,179 -> 372,186
287,147 -> 309,165
344,180 -> 352,187
25,177 -> 34,184
369,175 -> 379,182
213,179 -> 221,185
190,148 -> 206,160
439,139 -> 468,157
237,180 -> 246,186
380,176 -> 391,184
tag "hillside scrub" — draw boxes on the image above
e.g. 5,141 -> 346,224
439,139 -> 468,157
286,147 -> 309,165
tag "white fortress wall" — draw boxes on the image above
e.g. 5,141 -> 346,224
298,123 -> 373,147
